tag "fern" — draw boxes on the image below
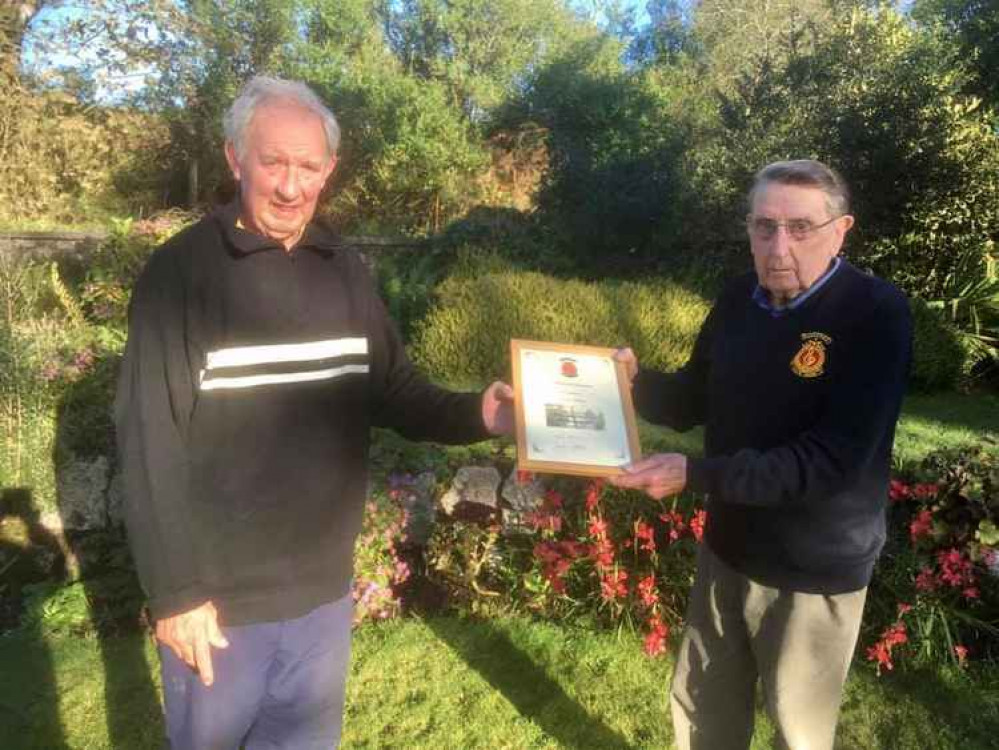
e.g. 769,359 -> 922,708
49,262 -> 85,326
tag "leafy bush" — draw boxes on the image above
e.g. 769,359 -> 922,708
0,75 -> 170,226
0,214 -> 187,518
352,490 -> 412,626
411,269 -> 709,385
909,298 -> 970,392
424,477 -> 703,658
866,445 -> 999,673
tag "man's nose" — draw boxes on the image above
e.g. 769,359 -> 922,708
770,225 -> 792,256
276,168 -> 300,200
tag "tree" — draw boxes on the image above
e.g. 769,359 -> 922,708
912,0 -> 999,110
679,6 -> 999,296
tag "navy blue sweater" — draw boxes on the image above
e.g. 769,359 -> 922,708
115,203 -> 490,624
633,261 -> 912,593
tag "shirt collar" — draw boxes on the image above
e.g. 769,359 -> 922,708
752,256 -> 842,317
215,200 -> 341,258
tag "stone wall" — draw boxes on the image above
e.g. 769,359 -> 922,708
0,231 -> 108,263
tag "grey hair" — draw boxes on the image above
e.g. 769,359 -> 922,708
223,76 -> 341,161
748,159 -> 851,217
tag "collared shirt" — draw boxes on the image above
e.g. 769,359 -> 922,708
752,256 -> 843,317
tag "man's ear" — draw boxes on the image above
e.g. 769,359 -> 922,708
322,154 -> 338,184
225,142 -> 241,181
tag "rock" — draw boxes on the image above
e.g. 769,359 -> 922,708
500,470 -> 546,535
394,472 -> 437,546
440,467 -> 501,521
54,456 -> 110,531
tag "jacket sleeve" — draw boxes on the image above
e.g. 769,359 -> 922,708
686,290 -> 913,507
114,251 -> 207,620
631,300 -> 719,432
365,271 -> 490,445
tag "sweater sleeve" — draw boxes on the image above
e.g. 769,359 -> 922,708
365,274 -> 490,445
114,251 -> 207,620
686,290 -> 913,506
631,300 -> 718,432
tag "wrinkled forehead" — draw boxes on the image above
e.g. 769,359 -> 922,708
750,181 -> 833,218
245,100 -> 330,154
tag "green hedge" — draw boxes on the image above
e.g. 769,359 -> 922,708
909,298 -> 969,393
410,271 -> 710,385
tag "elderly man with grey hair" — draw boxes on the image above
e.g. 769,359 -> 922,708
115,76 -> 514,749
613,160 -> 912,749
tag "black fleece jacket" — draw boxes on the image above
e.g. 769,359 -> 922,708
633,261 -> 912,593
115,203 -> 490,624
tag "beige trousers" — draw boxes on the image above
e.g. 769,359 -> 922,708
670,544 -> 867,750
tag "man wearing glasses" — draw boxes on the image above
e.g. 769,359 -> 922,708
613,160 -> 912,750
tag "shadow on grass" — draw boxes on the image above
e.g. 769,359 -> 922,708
423,616 -> 636,750
901,392 -> 999,437
0,487 -> 69,750
838,663 -> 999,750
52,353 -> 162,749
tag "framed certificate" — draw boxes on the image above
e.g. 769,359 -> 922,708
511,339 -> 642,477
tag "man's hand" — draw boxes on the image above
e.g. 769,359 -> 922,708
482,381 -> 516,436
155,600 -> 229,687
613,347 -> 638,385
610,453 -> 688,499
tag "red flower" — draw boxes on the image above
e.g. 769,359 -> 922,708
915,567 -> 939,592
897,602 -> 912,616
962,587 -> 980,600
643,616 -> 670,657
527,509 -> 562,534
912,483 -> 939,500
690,509 -> 707,543
954,645 -> 969,666
544,489 -> 564,510
866,621 -> 908,675
588,516 -> 609,539
889,479 -> 911,503
635,520 -> 656,553
590,537 -> 616,569
866,641 -> 894,673
600,569 -> 628,602
637,574 -> 659,608
659,510 -> 686,542
937,548 -> 976,589
909,509 -> 933,544
533,540 -> 584,594
585,480 -> 604,512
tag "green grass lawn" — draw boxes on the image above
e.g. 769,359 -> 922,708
2,391 -> 995,749
636,390 -> 999,465
1,615 -> 997,749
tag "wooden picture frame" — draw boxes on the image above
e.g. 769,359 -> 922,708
511,339 -> 642,477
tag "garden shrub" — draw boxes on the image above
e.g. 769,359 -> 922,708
425,476 -> 704,657
866,444 -> 999,673
0,214 -> 187,520
909,298 -> 969,392
352,490 -> 411,626
0,76 -> 170,226
410,270 -> 709,385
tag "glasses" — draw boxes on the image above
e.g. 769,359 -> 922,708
746,215 -> 841,241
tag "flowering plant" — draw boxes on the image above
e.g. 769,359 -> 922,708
352,491 -> 411,625
867,446 -> 999,672
520,476 -> 705,658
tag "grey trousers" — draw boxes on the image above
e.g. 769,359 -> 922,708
161,592 -> 354,750
671,545 -> 867,750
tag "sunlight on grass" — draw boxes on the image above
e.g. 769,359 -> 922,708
1,615 -> 997,749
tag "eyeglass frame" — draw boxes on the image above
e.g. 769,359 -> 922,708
745,213 -> 845,241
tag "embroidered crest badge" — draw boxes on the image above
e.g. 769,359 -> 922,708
791,332 -> 832,378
